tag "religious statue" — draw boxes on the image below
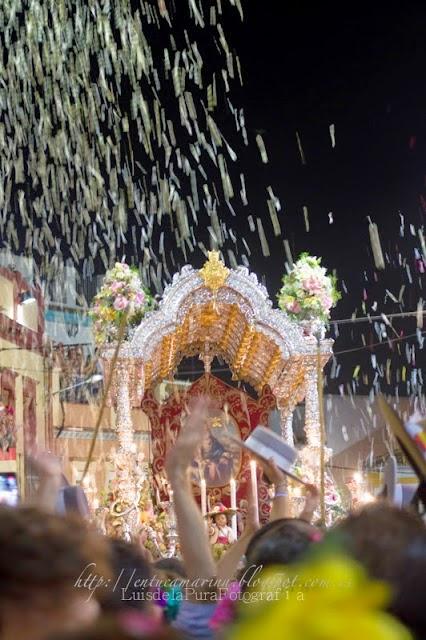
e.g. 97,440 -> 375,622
191,413 -> 241,488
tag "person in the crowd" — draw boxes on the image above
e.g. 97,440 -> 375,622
101,539 -> 154,615
0,505 -> 110,640
214,457 -> 320,587
47,615 -> 184,640
207,516 -> 322,633
243,517 -> 321,578
335,502 -> 426,640
165,398 -> 219,640
152,558 -> 187,581
207,504 -> 237,560
165,397 -> 322,639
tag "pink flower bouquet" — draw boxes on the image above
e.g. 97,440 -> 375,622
90,262 -> 153,344
278,253 -> 340,323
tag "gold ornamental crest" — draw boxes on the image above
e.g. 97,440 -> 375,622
199,251 -> 230,293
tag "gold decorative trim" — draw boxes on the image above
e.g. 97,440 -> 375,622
199,251 -> 230,293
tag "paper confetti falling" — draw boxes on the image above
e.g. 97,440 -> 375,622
368,221 -> 385,270
0,0 -> 280,297
329,123 -> 336,148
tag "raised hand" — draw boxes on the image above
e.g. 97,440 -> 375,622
25,449 -> 63,512
301,483 -> 320,515
256,455 -> 288,488
164,395 -> 217,593
28,449 -> 63,480
165,396 -> 214,476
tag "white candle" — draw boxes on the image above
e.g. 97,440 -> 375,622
250,460 -> 259,522
230,477 -> 237,540
200,478 -> 207,516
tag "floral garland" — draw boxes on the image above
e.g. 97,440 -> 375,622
90,262 -> 153,344
278,253 -> 340,323
324,475 -> 347,524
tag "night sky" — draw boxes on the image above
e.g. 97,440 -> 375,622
178,2 -> 426,396
236,2 -> 425,284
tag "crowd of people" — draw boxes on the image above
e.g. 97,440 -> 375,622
0,397 -> 425,640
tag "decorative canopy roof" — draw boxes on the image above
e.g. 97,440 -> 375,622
105,252 -> 333,407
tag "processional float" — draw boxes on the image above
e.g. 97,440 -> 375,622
98,252 -> 334,539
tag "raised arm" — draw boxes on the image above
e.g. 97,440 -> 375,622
255,456 -> 292,521
26,451 -> 63,513
256,456 -> 320,523
165,397 -> 217,597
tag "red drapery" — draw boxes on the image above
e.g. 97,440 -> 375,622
142,374 -> 276,523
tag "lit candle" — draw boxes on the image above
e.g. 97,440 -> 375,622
250,460 -> 259,522
230,477 -> 237,540
200,477 -> 207,516
293,486 -> 302,498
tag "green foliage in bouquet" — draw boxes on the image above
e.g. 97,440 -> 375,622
278,253 -> 341,323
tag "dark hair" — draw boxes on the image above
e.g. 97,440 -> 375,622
152,558 -> 187,579
335,503 -> 426,639
0,505 -> 110,606
240,518 -> 318,589
245,518 -> 318,566
102,540 -> 152,613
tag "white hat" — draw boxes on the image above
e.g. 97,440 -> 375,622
242,426 -> 302,483
205,503 -> 238,519
380,455 -> 418,508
